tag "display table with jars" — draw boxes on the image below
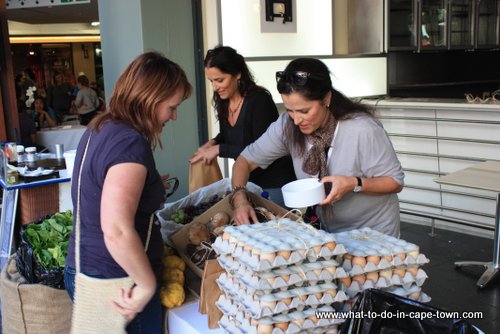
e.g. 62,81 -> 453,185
0,152 -> 72,271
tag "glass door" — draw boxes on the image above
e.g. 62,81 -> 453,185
389,0 -> 418,50
476,0 -> 500,48
421,0 -> 448,49
449,0 -> 474,49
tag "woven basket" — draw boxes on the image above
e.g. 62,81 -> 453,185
19,184 -> 59,225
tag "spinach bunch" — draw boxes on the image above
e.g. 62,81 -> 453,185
24,210 -> 74,270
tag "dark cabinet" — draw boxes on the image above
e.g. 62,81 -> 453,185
389,0 -> 500,51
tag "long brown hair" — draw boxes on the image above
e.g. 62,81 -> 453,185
277,58 -> 372,155
91,51 -> 192,149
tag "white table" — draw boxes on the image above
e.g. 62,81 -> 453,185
168,300 -> 224,334
434,161 -> 500,288
36,125 -> 87,153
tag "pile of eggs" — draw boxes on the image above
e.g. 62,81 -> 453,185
213,219 -> 348,334
333,227 -> 431,302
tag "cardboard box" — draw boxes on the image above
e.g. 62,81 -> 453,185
171,193 -> 297,277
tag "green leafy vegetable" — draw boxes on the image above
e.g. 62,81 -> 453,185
24,210 -> 74,270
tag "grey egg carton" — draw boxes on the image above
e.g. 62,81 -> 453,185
217,258 -> 348,293
213,219 -> 346,272
217,302 -> 345,334
216,276 -> 349,319
339,280 -> 431,303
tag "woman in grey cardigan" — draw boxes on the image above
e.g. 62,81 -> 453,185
230,58 -> 404,237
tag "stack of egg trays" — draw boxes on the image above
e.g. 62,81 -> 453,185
332,227 -> 431,303
212,219 -> 349,334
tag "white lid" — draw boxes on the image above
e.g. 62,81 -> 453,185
25,147 -> 37,153
16,145 -> 24,152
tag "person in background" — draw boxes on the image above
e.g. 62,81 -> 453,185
47,71 -> 73,122
230,58 -> 404,237
74,74 -> 100,125
18,106 -> 37,148
63,51 -> 192,334
190,45 -> 296,206
32,96 -> 57,129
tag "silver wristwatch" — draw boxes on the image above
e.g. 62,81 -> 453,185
353,176 -> 362,193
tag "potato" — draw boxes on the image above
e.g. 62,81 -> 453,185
187,222 -> 211,245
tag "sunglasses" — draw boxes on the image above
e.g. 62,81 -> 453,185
275,71 -> 326,86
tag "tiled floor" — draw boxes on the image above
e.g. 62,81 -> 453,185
400,221 -> 500,333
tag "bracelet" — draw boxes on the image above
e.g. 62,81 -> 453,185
229,185 -> 253,209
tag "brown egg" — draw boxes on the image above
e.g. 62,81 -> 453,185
409,291 -> 421,300
407,250 -> 420,259
384,255 -> 393,262
313,244 -> 323,254
280,297 -> 292,306
407,266 -> 419,276
274,322 -> 289,331
308,314 -> 319,323
343,253 -> 353,260
266,277 -> 276,286
222,232 -> 230,240
395,253 -> 406,261
260,252 -> 276,264
280,274 -> 290,284
325,288 -> 337,298
392,268 -> 406,278
261,300 -> 276,310
314,292 -> 323,299
338,276 -> 352,288
257,324 -> 273,334
313,268 -> 323,278
324,266 -> 337,276
325,241 -> 337,251
352,274 -> 366,285
277,250 -> 291,260
366,271 -> 379,283
291,318 -> 305,327
379,269 -> 393,280
351,256 -> 367,268
366,255 -> 381,265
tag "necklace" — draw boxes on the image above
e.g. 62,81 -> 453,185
229,97 -> 244,115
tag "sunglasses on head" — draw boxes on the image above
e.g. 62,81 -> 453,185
275,71 -> 326,86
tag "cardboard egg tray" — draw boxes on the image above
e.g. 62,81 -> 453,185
213,219 -> 347,272
333,227 -> 429,275
217,301 -> 345,334
217,275 -> 349,319
339,279 -> 431,303
217,257 -> 349,293
338,266 -> 428,291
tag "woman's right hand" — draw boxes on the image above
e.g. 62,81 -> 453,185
112,282 -> 156,322
230,191 -> 259,225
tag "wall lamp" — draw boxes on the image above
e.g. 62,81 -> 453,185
265,0 -> 292,24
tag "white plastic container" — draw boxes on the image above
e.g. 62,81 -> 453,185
63,149 -> 77,177
281,178 -> 326,208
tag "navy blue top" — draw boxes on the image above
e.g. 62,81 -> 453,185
66,121 -> 164,278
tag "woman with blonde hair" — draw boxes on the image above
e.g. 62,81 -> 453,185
64,51 -> 192,333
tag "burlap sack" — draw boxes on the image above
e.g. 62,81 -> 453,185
0,255 -> 72,334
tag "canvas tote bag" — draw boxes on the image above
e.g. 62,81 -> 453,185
188,159 -> 223,193
70,135 -> 155,334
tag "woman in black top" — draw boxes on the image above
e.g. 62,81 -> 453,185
191,45 -> 295,206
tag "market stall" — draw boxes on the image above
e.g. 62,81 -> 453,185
35,124 -> 86,153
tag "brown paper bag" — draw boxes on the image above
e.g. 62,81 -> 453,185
199,259 -> 224,329
189,160 -> 223,193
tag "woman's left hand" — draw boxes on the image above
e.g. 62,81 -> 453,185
161,173 -> 171,191
319,175 -> 357,205
190,145 -> 219,165
112,284 -> 156,322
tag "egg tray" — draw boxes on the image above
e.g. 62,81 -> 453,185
339,252 -> 430,276
217,301 -> 345,334
213,220 -> 346,272
216,276 -> 349,319
217,257 -> 348,293
339,280 -> 431,304
333,227 -> 427,261
214,243 -> 347,274
339,266 -> 428,291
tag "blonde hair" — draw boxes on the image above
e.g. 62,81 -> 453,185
91,51 -> 192,149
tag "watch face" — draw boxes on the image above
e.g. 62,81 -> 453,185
353,185 -> 362,193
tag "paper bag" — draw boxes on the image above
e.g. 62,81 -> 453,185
199,259 -> 224,329
189,160 -> 223,193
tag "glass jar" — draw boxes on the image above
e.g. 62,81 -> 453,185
25,146 -> 37,170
